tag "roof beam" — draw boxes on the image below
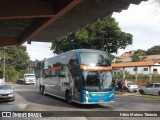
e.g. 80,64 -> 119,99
0,0 -> 55,19
0,37 -> 18,47
18,0 -> 82,45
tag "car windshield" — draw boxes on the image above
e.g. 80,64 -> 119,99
25,75 -> 35,78
0,85 -> 11,90
82,70 -> 113,92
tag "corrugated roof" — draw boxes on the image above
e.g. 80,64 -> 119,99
0,0 -> 147,47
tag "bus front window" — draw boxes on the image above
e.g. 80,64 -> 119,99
82,70 -> 112,92
80,52 -> 111,66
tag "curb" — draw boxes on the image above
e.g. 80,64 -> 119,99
120,93 -> 160,100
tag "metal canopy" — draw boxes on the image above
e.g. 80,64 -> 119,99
0,0 -> 147,47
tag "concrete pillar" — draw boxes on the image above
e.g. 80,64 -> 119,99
122,67 -> 125,79
135,67 -> 138,83
149,66 -> 152,82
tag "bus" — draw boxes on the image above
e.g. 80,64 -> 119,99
37,49 -> 114,104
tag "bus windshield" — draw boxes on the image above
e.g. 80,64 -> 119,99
79,52 -> 110,66
82,70 -> 112,92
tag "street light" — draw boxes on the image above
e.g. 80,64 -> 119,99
3,47 -> 5,83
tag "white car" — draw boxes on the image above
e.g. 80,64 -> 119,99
0,83 -> 15,101
139,83 -> 160,96
126,82 -> 139,92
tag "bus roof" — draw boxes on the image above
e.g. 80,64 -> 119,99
43,49 -> 108,61
75,49 -> 107,54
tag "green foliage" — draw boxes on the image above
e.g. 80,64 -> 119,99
152,74 -> 160,81
131,49 -> 147,62
0,46 -> 30,82
115,60 -> 123,63
137,74 -> 149,80
132,54 -> 140,62
114,70 -> 130,79
4,46 -> 30,71
146,46 -> 160,55
134,49 -> 146,55
51,17 -> 133,54
125,74 -> 135,80
108,54 -> 115,62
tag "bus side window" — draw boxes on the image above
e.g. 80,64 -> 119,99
68,54 -> 80,91
75,65 -> 80,91
61,66 -> 70,86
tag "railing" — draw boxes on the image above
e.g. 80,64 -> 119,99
126,77 -> 160,86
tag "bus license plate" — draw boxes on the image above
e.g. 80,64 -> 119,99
98,100 -> 104,102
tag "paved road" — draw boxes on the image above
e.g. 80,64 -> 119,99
0,84 -> 160,120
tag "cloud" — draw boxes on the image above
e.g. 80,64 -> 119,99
23,42 -> 54,61
112,0 -> 160,55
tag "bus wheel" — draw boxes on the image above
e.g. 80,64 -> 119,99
66,91 -> 72,104
42,86 -> 46,95
158,91 -> 160,96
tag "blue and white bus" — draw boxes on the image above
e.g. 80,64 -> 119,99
37,49 -> 114,104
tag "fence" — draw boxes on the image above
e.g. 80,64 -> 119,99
114,75 -> 160,86
135,77 -> 160,86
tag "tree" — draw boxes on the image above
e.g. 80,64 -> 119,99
146,46 -> 160,55
51,17 -> 133,54
0,45 -> 30,82
131,49 -> 146,62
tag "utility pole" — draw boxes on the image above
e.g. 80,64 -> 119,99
3,47 -> 5,83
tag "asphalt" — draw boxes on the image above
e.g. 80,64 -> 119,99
3,83 -> 160,120
2,83 -> 88,120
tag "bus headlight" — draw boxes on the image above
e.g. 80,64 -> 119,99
109,93 -> 114,97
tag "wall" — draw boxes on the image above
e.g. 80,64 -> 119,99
113,66 -> 160,75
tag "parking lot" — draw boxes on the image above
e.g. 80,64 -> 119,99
0,83 -> 160,120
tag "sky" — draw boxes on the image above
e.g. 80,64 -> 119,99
23,0 -> 160,61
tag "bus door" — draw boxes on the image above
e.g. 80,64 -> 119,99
71,65 -> 81,102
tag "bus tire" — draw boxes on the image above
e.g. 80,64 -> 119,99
42,86 -> 46,95
158,91 -> 160,96
66,91 -> 72,104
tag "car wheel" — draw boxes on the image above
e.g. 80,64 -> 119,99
158,91 -> 160,96
66,91 -> 72,104
139,89 -> 144,94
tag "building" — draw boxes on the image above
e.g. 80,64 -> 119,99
115,53 -> 160,63
115,51 -> 135,62
112,61 -> 160,83
112,61 -> 160,75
